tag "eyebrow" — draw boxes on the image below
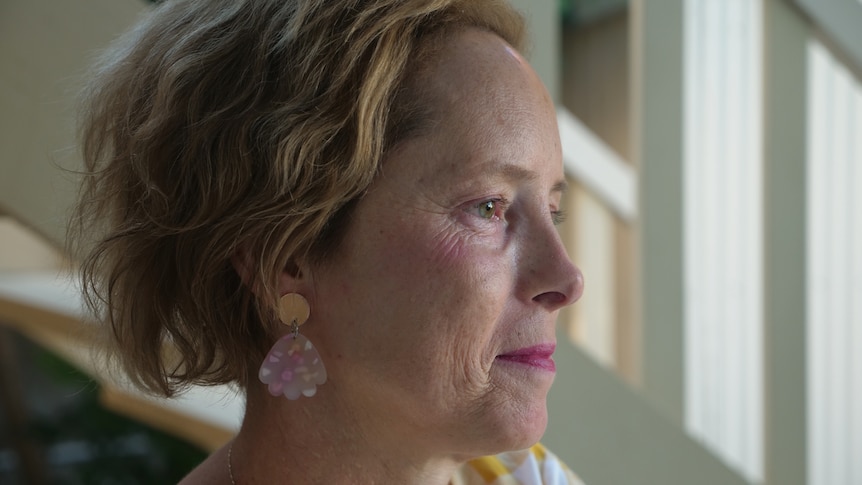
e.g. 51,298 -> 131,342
480,161 -> 568,195
552,179 -> 568,195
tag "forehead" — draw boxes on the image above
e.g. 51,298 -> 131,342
391,29 -> 561,181
424,29 -> 543,114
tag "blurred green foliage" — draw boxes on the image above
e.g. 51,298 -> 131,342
0,329 -> 207,484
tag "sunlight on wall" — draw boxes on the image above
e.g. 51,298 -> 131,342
682,0 -> 763,482
806,38 -> 862,485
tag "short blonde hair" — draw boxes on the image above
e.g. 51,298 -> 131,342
70,0 -> 525,396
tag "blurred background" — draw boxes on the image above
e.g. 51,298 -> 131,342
0,0 -> 859,483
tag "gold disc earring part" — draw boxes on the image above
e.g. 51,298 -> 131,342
278,293 -> 310,327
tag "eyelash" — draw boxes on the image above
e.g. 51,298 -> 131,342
551,209 -> 567,226
470,198 -> 568,226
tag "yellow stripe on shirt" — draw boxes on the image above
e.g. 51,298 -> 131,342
466,454 -> 512,482
529,443 -> 547,462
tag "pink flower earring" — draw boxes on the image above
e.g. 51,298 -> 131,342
258,293 -> 327,399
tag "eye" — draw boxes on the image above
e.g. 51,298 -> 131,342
472,198 -> 507,221
478,200 -> 497,219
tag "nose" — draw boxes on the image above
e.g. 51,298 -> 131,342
521,220 -> 584,311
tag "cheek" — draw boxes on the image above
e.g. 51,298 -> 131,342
371,217 -> 483,285
428,221 -> 471,264
421,225 -> 513,347
338,214 -> 511,360
426,219 -> 505,273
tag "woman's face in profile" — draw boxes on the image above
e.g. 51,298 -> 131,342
306,28 -> 583,456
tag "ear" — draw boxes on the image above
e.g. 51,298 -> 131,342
230,246 -> 260,295
230,246 -> 311,298
276,260 -> 308,296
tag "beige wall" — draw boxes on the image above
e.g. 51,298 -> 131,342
509,0 -> 561,100
0,217 -> 62,270
561,12 -> 631,160
0,0 -> 146,248
558,11 -> 641,384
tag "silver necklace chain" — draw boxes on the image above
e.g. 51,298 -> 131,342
228,440 -> 457,484
228,441 -> 236,485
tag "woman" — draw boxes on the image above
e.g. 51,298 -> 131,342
70,0 -> 585,483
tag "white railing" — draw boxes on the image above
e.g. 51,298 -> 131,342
557,108 -> 638,222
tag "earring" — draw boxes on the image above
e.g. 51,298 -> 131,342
258,293 -> 327,399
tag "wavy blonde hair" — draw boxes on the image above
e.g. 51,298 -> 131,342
70,0 -> 525,396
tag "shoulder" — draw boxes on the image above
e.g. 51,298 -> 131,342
452,443 -> 585,485
177,443 -> 232,485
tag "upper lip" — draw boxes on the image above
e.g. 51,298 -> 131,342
497,343 -> 556,358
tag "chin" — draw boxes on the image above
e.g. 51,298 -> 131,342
507,402 -> 550,449
487,369 -> 554,451
472,397 -> 550,456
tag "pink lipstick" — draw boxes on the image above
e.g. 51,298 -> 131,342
496,343 -> 556,372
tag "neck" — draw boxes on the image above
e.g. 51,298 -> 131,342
230,385 -> 459,485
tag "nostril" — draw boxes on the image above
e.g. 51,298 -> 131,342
533,265 -> 583,310
533,291 -> 567,307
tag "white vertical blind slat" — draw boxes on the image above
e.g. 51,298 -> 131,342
850,84 -> 862,485
684,0 -> 763,481
683,0 -> 763,481
806,39 -> 828,485
806,37 -> 862,485
830,60 -> 851,485
683,0 -> 704,440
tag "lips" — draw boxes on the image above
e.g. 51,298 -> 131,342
496,343 -> 556,372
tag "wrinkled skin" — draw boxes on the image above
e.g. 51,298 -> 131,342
300,28 -> 584,461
